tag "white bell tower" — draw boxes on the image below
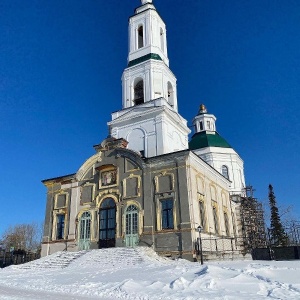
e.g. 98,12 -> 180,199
108,0 -> 190,158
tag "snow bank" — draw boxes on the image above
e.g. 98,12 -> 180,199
0,247 -> 299,299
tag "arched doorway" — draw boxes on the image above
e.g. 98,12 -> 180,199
125,205 -> 139,247
78,211 -> 91,250
99,198 -> 116,248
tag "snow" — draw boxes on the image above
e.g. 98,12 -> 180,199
0,247 -> 299,300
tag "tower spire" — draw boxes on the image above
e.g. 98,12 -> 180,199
141,0 -> 152,3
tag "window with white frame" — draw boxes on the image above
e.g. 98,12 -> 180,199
221,165 -> 229,180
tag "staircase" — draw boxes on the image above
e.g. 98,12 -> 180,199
12,250 -> 88,270
10,247 -> 169,271
74,247 -> 144,271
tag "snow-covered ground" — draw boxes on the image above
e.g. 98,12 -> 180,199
0,247 -> 299,300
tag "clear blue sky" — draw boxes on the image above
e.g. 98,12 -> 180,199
1,0 -> 299,237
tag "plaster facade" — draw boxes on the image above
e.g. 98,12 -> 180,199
41,0 -> 247,261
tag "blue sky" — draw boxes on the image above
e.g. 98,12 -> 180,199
0,0 -> 299,237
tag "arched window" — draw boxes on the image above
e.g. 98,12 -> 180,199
134,79 -> 144,105
138,25 -> 144,49
160,27 -> 164,52
213,207 -> 219,235
206,121 -> 211,130
127,128 -> 145,155
221,165 -> 229,180
99,198 -> 116,248
167,82 -> 174,107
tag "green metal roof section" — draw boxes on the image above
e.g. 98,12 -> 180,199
128,53 -> 162,67
189,131 -> 232,150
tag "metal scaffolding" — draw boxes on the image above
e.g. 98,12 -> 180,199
231,186 -> 267,251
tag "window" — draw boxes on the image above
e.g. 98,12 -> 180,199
134,79 -> 144,105
138,26 -> 144,49
160,28 -> 164,51
206,121 -> 211,130
200,121 -> 203,131
199,201 -> 206,230
213,207 -> 219,235
161,199 -> 174,229
221,165 -> 229,180
167,82 -> 174,107
56,214 -> 65,240
224,212 -> 230,236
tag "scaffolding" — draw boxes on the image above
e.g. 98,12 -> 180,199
231,186 -> 267,250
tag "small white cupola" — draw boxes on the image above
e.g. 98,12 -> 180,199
192,104 -> 216,134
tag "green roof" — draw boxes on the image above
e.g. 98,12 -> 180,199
189,131 -> 232,150
127,53 -> 162,67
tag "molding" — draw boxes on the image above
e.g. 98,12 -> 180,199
154,172 -> 175,193
80,182 -> 96,206
122,174 -> 141,199
54,191 -> 69,210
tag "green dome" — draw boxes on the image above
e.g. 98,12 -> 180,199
189,131 -> 232,150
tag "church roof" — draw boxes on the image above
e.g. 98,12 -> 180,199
189,131 -> 232,150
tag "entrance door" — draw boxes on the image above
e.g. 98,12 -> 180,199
78,212 -> 91,250
99,198 -> 116,248
125,205 -> 139,247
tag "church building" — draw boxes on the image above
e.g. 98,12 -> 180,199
41,0 -> 246,261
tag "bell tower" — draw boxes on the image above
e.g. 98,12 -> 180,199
108,0 -> 190,158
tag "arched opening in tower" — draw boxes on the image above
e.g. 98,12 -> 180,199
167,82 -> 174,107
134,79 -> 144,105
138,25 -> 144,49
160,28 -> 164,52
